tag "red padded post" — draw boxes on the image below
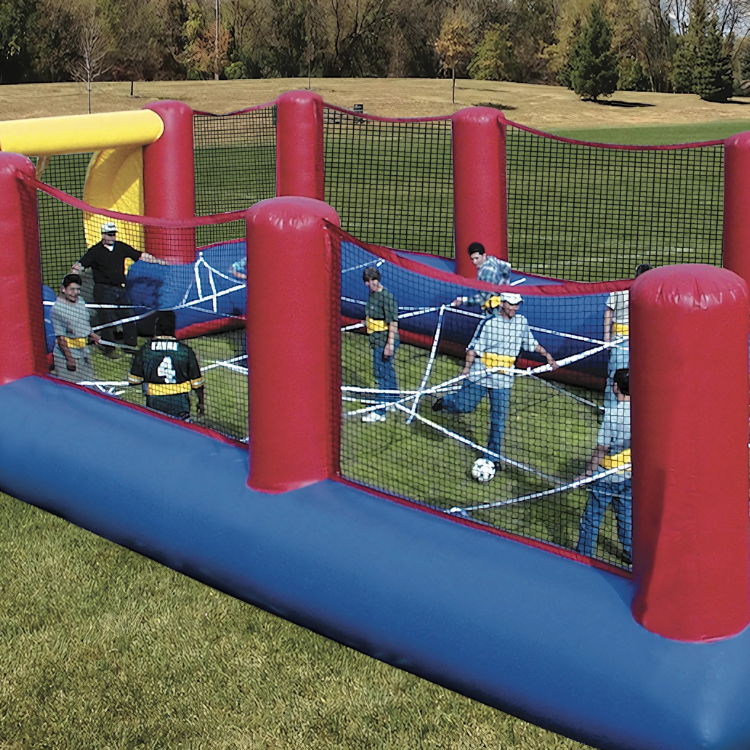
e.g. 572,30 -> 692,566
452,108 -> 508,278
630,265 -> 750,641
276,91 -> 325,201
0,153 -> 47,384
246,197 -> 340,492
142,100 -> 196,264
723,132 -> 750,285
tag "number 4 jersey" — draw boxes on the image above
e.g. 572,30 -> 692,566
129,336 -> 205,419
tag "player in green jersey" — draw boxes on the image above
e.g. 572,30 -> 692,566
128,310 -> 205,421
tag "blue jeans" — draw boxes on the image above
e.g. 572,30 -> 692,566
443,380 -> 511,460
372,343 -> 399,415
576,479 -> 632,560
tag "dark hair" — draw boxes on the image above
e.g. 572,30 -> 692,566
613,368 -> 629,396
154,309 -> 177,337
362,266 -> 381,283
467,242 -> 486,256
634,263 -> 652,278
61,274 -> 82,289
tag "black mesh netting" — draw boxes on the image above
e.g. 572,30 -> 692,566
194,106 -> 276,246
339,238 -> 634,570
324,108 -> 454,258
506,125 -> 724,282
37,184 -> 249,443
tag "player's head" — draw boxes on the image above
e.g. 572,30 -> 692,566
101,222 -> 117,246
613,368 -> 630,397
154,310 -> 177,337
363,266 -> 382,292
468,242 -> 486,268
634,263 -> 652,278
60,274 -> 82,303
500,292 -> 523,319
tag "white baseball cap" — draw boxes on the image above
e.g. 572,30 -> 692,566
500,292 -> 523,305
101,222 -> 118,234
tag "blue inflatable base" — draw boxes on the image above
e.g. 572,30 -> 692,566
2,376 -> 750,750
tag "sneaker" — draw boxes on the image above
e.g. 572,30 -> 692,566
431,397 -> 444,412
362,411 -> 387,423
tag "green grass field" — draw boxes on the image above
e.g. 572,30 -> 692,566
3,118 -> 734,749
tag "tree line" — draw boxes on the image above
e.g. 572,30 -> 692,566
0,0 -> 746,102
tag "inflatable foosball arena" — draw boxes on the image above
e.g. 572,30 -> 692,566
2,92 -> 750,750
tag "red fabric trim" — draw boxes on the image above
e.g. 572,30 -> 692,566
24,177 -> 248,228
324,102 -> 451,123
506,119 -> 724,151
192,102 -> 276,117
334,474 -> 630,578
176,318 -> 243,340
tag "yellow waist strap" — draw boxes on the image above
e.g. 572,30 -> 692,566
481,353 -> 516,369
366,317 -> 388,334
63,336 -> 87,349
612,322 -> 629,336
147,381 -> 192,396
601,448 -> 631,472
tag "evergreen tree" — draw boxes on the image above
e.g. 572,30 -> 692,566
467,24 -> 512,80
670,0 -> 708,93
568,2 -> 619,101
693,17 -> 734,101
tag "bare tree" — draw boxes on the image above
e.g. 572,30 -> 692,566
70,8 -> 113,113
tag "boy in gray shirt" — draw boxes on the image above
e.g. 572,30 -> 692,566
51,274 -> 100,384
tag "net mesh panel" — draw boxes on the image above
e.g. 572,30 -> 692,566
194,107 -> 277,246
36,154 -> 92,288
324,109 -> 454,257
38,187 -> 249,443
339,237 -> 633,570
506,126 -> 724,282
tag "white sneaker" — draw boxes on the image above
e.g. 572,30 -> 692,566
362,411 -> 387,423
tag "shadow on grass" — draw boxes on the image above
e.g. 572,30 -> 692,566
597,100 -> 654,108
474,101 -> 517,111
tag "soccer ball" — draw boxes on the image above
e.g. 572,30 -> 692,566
471,458 -> 496,483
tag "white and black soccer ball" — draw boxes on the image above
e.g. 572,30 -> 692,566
471,458 -> 496,483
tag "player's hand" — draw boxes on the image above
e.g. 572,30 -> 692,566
90,333 -> 101,345
383,344 -> 394,359
197,403 -> 205,417
451,297 -> 463,307
66,359 -> 77,372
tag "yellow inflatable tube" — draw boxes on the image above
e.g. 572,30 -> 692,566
83,147 -> 146,257
0,110 -> 163,156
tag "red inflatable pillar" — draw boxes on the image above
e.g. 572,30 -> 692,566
630,265 -> 750,641
142,101 -> 196,264
723,132 -> 750,285
0,153 -> 47,384
276,91 -> 325,201
452,108 -> 508,278
246,197 -> 340,492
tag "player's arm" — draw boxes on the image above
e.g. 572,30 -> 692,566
51,308 -> 76,371
56,337 -> 77,371
382,295 -> 398,358
603,307 -> 613,343
462,348 -> 476,376
188,349 -> 206,416
584,445 -> 608,477
127,348 -> 145,386
535,343 -> 558,370
71,249 -> 93,274
140,251 -> 167,265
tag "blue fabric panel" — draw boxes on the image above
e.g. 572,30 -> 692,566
1,377 -> 750,750
342,242 -> 609,377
